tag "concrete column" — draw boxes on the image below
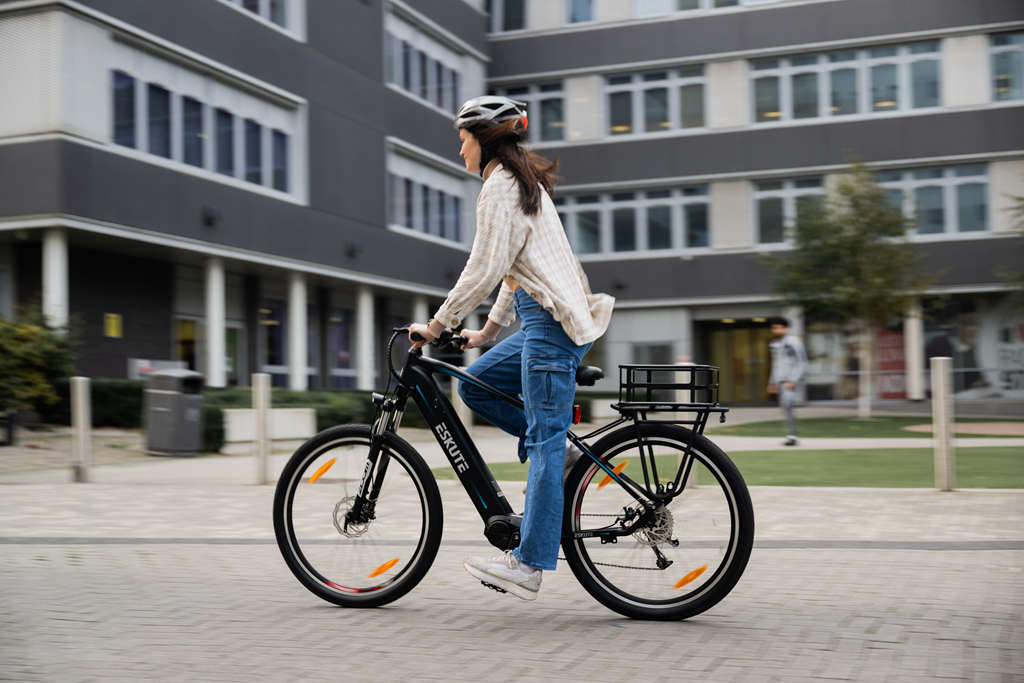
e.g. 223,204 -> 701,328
463,312 -> 482,366
413,294 -> 430,358
674,307 -> 693,363
356,284 -> 375,390
42,227 -> 68,330
783,306 -> 804,340
904,299 -> 925,401
205,257 -> 227,388
287,271 -> 308,391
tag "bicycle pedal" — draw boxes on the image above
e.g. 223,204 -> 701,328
480,581 -> 507,594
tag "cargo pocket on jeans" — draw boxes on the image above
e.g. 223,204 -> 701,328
525,357 -> 574,410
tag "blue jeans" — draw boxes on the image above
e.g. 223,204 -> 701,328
458,289 -> 592,570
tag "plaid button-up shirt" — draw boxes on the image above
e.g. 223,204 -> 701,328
433,165 -> 614,346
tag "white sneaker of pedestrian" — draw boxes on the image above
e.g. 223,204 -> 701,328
464,550 -> 542,600
783,435 -> 799,446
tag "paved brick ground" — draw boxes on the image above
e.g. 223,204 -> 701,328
1,483 -> 1022,682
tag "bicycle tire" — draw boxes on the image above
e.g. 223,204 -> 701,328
273,424 -> 443,607
562,423 -> 753,620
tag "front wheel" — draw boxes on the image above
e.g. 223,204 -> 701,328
273,424 -> 443,607
562,423 -> 754,620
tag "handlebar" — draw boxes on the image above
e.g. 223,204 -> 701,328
408,328 -> 469,351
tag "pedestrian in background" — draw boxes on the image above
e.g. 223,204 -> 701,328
767,317 -> 807,446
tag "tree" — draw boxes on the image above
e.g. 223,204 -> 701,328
0,308 -> 73,415
766,163 -> 931,418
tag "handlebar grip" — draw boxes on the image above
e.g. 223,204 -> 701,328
410,331 -> 425,342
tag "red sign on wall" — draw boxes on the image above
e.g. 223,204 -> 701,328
877,329 -> 906,399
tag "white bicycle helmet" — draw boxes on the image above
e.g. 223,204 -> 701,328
454,95 -> 528,131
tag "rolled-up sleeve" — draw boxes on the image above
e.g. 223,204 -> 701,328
433,184 -> 525,329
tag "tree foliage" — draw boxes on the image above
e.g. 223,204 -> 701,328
768,163 -> 932,326
0,309 -> 73,412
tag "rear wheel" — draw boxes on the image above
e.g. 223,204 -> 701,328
273,424 -> 443,607
562,423 -> 753,620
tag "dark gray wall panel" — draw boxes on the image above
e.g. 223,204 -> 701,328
582,237 -> 1024,302
404,0 -> 489,56
489,0 -> 1024,79
0,141 -> 470,292
549,107 -> 1024,186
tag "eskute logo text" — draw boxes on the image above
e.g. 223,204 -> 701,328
434,422 -> 469,473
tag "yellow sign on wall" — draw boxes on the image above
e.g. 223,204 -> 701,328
104,313 -> 123,339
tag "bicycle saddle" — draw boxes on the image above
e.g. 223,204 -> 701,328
575,365 -> 604,386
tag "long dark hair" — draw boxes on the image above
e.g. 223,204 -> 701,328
469,119 -> 558,216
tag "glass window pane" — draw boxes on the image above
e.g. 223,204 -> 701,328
401,42 -> 413,91
871,64 -> 899,111
245,119 -> 262,184
992,32 -> 1024,47
828,50 -> 857,62
577,211 -> 601,253
387,173 -> 400,225
503,0 -> 524,30
911,59 -> 939,108
647,206 -> 672,249
147,84 -> 170,158
752,58 -> 779,70
829,68 -> 857,115
453,196 -> 462,242
791,54 -> 818,66
680,83 -> 704,127
869,46 -> 897,58
645,189 -> 671,199
642,71 -> 668,82
677,0 -> 699,9
993,51 -> 1024,101
404,178 -> 414,227
112,71 -> 135,148
909,41 -> 938,54
269,0 -> 286,26
792,72 -> 819,119
613,208 -> 636,251
434,61 -> 445,107
758,197 -> 784,243
913,168 -> 943,180
540,98 -> 564,141
685,203 -> 709,247
796,194 -> 824,221
450,70 -> 461,113
956,183 -> 986,232
677,64 -> 703,78
539,82 -> 562,92
635,0 -> 673,16
954,164 -> 986,177
643,87 -> 669,132
794,177 -> 823,188
885,188 -> 904,212
607,75 -> 632,85
576,195 -> 600,204
215,108 -> 234,176
609,91 -> 632,134
612,192 -> 635,202
418,52 -> 428,100
874,170 -> 902,183
914,186 -> 944,233
272,129 -> 288,192
715,0 -> 739,6
756,180 -> 783,191
242,0 -> 259,13
754,77 -> 781,121
182,97 -> 203,168
682,185 -> 707,196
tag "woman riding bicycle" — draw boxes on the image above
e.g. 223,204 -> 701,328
408,96 -> 614,600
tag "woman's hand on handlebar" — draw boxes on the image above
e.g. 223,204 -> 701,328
459,328 -> 492,349
409,319 -> 446,348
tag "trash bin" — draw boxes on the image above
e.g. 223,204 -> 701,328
145,369 -> 204,456
0,409 -> 16,447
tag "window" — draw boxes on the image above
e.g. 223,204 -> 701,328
272,129 -> 288,192
754,177 -> 824,244
147,84 -> 171,158
235,0 -> 287,28
605,67 -> 706,136
494,82 -> 565,142
388,170 -> 464,244
245,118 -> 262,184
215,108 -> 234,176
559,186 -> 710,254
636,0 -> 769,14
327,309 -> 355,389
112,71 -> 136,148
182,96 -> 204,168
568,0 -> 593,23
751,42 -> 941,123
486,0 -> 524,32
991,31 -> 1024,101
873,165 -> 989,235
385,31 -> 462,114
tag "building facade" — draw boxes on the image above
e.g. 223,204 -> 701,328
1,0 -> 1022,402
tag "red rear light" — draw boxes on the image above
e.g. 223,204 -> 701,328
572,404 -> 582,424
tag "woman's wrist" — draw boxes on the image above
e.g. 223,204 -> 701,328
480,319 -> 502,341
426,318 -> 446,337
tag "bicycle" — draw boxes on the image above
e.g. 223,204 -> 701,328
273,327 -> 754,620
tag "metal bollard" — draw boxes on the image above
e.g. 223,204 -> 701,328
70,376 -> 92,483
930,357 -> 955,491
253,373 -> 271,485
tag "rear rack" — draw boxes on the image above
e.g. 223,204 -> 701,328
611,363 -> 727,435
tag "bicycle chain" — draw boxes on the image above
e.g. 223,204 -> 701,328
563,512 -> 672,571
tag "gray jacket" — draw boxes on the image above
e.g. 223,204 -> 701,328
769,334 -> 807,385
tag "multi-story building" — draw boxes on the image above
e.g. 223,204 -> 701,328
1,0 -> 1022,403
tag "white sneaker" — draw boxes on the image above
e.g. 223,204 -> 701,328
464,550 -> 542,601
783,435 -> 799,446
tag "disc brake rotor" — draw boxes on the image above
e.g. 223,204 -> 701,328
633,505 -> 674,547
333,496 -> 370,538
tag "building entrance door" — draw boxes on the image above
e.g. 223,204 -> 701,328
698,322 -> 773,403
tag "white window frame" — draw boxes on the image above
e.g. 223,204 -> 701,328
990,31 -> 1024,102
874,165 -> 989,239
385,16 -> 465,117
494,82 -> 565,143
216,0 -> 307,41
749,41 -> 942,124
604,67 -> 707,138
387,152 -> 472,249
558,186 -> 711,259
633,0 -> 780,17
751,177 -> 825,246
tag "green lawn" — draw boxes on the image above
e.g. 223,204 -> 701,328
432,446 -> 1024,488
704,416 -> 1023,439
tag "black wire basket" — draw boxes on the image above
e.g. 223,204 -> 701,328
611,364 -> 727,430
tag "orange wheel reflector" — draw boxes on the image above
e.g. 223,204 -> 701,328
368,558 -> 400,578
308,458 -> 337,484
674,565 -> 708,589
597,461 -> 629,490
